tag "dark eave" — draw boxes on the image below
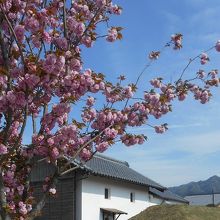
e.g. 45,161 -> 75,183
149,187 -> 189,204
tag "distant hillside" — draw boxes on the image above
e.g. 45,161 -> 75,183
129,205 -> 220,220
169,175 -> 220,197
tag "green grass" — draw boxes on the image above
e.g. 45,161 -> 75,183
129,205 -> 220,220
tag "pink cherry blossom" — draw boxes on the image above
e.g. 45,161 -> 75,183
24,17 -> 40,33
215,40 -> 220,52
150,78 -> 162,88
14,25 -> 25,42
55,37 -> 68,50
200,53 -> 209,65
86,96 -> 95,106
154,125 -> 167,134
106,28 -> 118,42
171,33 -> 183,49
82,36 -> 93,47
96,142 -> 109,152
0,144 -> 8,155
49,188 -> 56,195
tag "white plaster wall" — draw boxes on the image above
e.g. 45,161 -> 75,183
165,200 -> 184,205
81,176 -> 160,220
185,194 -> 220,206
149,194 -> 163,205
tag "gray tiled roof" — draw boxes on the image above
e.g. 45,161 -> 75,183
82,154 -> 165,190
149,187 -> 189,204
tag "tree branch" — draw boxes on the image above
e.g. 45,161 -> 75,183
27,168 -> 59,220
73,7 -> 102,48
178,46 -> 215,81
1,7 -> 26,70
59,165 -> 79,177
0,20 -> 13,145
63,0 -> 67,39
32,114 -> 36,134
18,104 -> 28,141
73,124 -> 112,159
0,168 -> 11,220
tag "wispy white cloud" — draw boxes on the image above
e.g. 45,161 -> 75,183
171,130 -> 220,155
137,130 -> 220,157
197,32 -> 220,43
190,6 -> 220,25
131,156 -> 220,187
169,122 -> 203,128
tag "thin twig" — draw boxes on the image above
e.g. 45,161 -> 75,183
178,46 -> 215,81
124,41 -> 171,108
37,43 -> 43,61
26,36 -> 34,55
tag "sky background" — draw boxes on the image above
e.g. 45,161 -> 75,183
82,0 -> 220,187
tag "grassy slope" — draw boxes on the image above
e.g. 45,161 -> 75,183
129,205 -> 220,220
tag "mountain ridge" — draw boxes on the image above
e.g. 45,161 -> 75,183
169,175 -> 220,197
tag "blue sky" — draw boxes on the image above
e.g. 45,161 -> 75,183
82,0 -> 220,187
21,0 -> 220,187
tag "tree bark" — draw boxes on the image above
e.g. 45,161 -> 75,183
0,168 -> 11,220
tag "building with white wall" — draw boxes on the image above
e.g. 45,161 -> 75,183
32,154 -> 188,220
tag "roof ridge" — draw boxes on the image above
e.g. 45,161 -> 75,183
94,154 -> 129,167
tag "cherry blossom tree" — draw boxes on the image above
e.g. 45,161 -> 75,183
0,0 -> 219,219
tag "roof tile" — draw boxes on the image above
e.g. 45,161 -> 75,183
84,154 -> 165,190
